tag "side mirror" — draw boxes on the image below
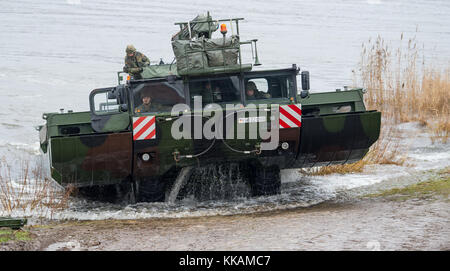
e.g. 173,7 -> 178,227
108,89 -> 117,99
301,71 -> 310,91
300,71 -> 310,98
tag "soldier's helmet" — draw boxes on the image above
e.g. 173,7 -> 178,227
246,81 -> 257,91
126,44 -> 136,54
140,91 -> 152,99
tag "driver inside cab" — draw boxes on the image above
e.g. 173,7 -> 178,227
135,93 -> 162,113
246,81 -> 271,100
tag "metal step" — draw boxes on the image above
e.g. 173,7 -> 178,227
0,217 -> 27,229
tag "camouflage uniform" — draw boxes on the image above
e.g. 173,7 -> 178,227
123,45 -> 150,80
135,102 -> 165,113
135,103 -> 152,113
247,91 -> 271,100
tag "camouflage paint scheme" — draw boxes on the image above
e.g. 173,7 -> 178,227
38,67 -> 380,188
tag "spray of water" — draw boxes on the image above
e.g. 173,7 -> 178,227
179,163 -> 251,201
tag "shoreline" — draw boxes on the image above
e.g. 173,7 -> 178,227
1,169 -> 448,251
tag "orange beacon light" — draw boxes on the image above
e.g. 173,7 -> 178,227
220,24 -> 227,35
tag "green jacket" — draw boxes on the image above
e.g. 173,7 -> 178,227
247,91 -> 270,100
135,103 -> 166,113
123,51 -> 150,75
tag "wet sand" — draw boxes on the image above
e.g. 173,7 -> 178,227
3,195 -> 448,251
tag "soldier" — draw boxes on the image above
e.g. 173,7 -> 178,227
135,93 -> 165,113
135,93 -> 153,113
123,45 -> 150,80
246,81 -> 271,100
202,82 -> 215,103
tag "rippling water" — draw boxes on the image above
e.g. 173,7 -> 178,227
0,0 -> 449,219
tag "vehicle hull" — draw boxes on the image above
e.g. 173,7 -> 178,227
41,109 -> 380,187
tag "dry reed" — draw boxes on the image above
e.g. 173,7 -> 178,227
360,35 -> 449,143
0,158 -> 74,218
304,34 -> 449,176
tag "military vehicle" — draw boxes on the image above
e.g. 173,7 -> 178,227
37,13 -> 381,202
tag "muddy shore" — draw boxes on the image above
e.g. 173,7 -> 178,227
2,193 -> 448,251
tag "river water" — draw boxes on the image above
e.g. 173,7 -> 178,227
0,0 -> 449,220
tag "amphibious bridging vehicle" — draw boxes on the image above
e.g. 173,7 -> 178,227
38,13 -> 381,202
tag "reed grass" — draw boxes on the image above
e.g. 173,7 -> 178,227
0,158 -> 74,218
304,34 -> 449,176
360,34 -> 449,143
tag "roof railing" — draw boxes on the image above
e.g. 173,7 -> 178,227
173,12 -> 261,75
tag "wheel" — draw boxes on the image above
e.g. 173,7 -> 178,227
138,177 -> 166,202
248,164 -> 281,197
77,180 -> 135,204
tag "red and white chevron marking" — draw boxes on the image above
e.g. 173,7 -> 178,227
279,104 -> 302,129
133,116 -> 156,140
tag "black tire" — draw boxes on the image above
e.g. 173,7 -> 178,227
249,164 -> 281,197
138,177 -> 166,202
77,181 -> 135,204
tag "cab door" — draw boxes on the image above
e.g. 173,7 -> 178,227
72,86 -> 133,186
240,71 -> 300,167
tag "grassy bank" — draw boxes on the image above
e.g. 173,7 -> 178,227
366,167 -> 450,201
0,228 -> 32,244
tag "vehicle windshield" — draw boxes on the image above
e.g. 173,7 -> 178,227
189,76 -> 241,106
132,81 -> 185,114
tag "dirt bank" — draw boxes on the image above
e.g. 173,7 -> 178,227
1,171 -> 448,251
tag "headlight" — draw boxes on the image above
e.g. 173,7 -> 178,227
142,153 -> 150,161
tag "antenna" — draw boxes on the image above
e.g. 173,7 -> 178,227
252,39 -> 261,66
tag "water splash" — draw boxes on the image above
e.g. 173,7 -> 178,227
179,163 -> 252,201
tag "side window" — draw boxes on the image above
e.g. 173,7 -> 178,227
249,78 -> 269,93
189,76 -> 240,106
92,90 -> 120,115
245,76 -> 292,100
133,81 -> 185,114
